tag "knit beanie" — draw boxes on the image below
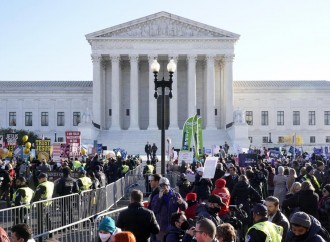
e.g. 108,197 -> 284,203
290,212 -> 311,228
98,216 -> 116,233
186,192 -> 197,201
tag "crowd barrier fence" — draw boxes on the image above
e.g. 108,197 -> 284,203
0,164 -> 143,238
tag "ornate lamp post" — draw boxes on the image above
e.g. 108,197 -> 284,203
151,57 -> 177,175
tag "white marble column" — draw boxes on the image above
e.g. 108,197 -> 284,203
206,54 -> 217,129
187,54 -> 197,118
169,55 -> 179,129
110,55 -> 121,130
91,54 -> 102,128
223,55 -> 235,125
129,54 -> 139,130
148,55 -> 158,130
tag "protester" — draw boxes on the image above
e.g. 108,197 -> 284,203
215,223 -> 236,242
112,232 -> 136,242
153,177 -> 187,242
193,167 -> 212,202
318,184 -> 330,233
267,166 -> 275,196
98,216 -> 121,242
11,223 -> 35,242
212,178 -> 231,221
77,170 -> 92,192
164,211 -> 190,242
282,181 -> 319,218
273,166 -> 288,206
194,218 -> 217,242
116,189 -> 160,242
223,166 -> 239,194
196,194 -> 225,227
185,192 -> 199,220
265,196 -> 290,241
285,211 -> 327,242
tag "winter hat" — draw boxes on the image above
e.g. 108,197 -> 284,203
215,178 -> 226,188
186,192 -> 197,201
98,216 -> 116,233
290,212 -> 311,228
306,166 -> 314,174
252,203 -> 267,216
159,177 -> 170,186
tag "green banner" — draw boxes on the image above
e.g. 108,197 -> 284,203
197,117 -> 204,156
182,116 -> 194,151
192,115 -> 199,157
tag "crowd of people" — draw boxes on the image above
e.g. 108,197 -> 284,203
1,143 -> 330,242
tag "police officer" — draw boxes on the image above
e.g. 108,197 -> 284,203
12,177 -> 34,223
77,170 -> 92,192
32,172 -> 55,236
246,203 -> 283,242
143,160 -> 155,194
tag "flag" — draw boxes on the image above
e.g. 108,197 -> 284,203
313,147 -> 323,155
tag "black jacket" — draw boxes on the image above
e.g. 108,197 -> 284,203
271,210 -> 290,242
56,175 -> 78,196
117,202 -> 160,242
282,190 -> 319,218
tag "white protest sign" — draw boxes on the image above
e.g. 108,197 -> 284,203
179,151 -> 193,163
202,156 -> 218,179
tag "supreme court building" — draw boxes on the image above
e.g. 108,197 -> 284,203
1,11 -> 330,153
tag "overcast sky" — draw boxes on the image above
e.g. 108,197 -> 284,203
0,0 -> 329,81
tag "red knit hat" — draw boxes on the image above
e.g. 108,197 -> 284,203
186,192 -> 197,201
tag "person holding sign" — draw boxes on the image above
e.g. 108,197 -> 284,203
193,167 -> 212,203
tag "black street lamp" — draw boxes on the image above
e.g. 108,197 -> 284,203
151,57 -> 177,175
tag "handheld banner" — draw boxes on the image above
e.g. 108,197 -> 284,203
203,157 -> 218,179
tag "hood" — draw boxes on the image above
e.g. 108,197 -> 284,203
306,214 -> 323,240
215,178 -> 226,188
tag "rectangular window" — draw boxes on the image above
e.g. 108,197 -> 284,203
25,112 -> 32,126
325,111 -> 330,125
197,109 -> 200,116
261,111 -> 268,126
126,109 -> 130,116
326,136 -> 330,143
293,111 -> 300,125
41,112 -> 49,126
262,136 -> 269,143
57,112 -> 65,126
9,112 -> 16,126
58,137 -> 64,142
310,136 -> 315,143
277,111 -> 284,126
278,136 -> 284,143
215,109 -> 217,116
73,112 -> 81,126
246,111 -> 253,125
109,109 -> 112,116
309,111 -> 316,125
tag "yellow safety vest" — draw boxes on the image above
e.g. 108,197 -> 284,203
37,181 -> 54,206
73,160 -> 82,170
246,221 -> 283,242
122,165 -> 129,174
79,176 -> 92,191
12,187 -> 34,208
145,165 -> 154,175
303,175 -> 320,189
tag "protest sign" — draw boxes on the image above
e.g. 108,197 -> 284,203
203,157 -> 217,179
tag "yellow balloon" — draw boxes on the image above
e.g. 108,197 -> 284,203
24,148 -> 30,154
81,149 -> 86,155
25,142 -> 32,149
7,151 -> 13,158
22,135 -> 29,142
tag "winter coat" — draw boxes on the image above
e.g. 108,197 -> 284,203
176,178 -> 191,199
196,203 -> 222,227
224,174 -> 239,194
185,200 -> 199,220
153,189 -> 187,232
282,190 -> 319,218
318,195 -> 330,232
212,178 -> 230,216
271,210 -> 290,242
193,178 -> 212,201
164,224 -> 185,242
116,202 -> 160,242
273,174 -> 288,206
285,215 -> 326,242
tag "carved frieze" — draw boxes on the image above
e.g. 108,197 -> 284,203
96,17 -> 231,38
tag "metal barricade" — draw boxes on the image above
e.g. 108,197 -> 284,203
79,187 -> 107,219
0,204 -> 30,235
105,182 -> 115,209
33,217 -> 93,242
113,178 -> 125,204
29,193 -> 80,237
93,207 -> 128,242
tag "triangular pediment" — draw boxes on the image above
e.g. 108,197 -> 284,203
86,11 -> 239,39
